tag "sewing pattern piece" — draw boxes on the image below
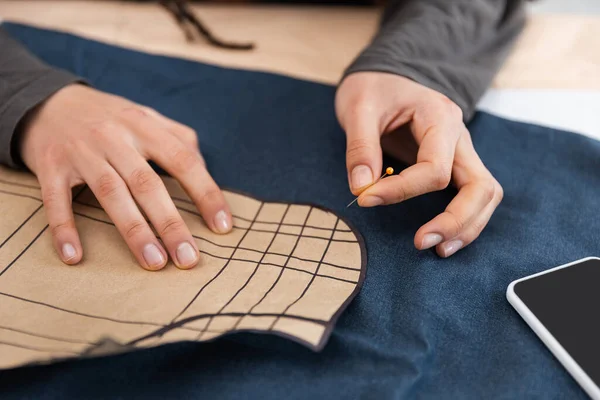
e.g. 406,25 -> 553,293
0,167 -> 366,369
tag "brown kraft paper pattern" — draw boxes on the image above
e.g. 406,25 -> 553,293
0,167 -> 366,369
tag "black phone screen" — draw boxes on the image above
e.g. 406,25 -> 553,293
514,258 -> 600,386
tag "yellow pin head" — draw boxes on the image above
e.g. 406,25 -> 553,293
386,167 -> 394,175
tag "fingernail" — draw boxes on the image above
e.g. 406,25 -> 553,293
421,233 -> 443,250
351,165 -> 373,190
143,243 -> 165,269
213,210 -> 231,234
176,242 -> 198,267
62,243 -> 77,262
441,240 -> 464,257
360,196 -> 384,207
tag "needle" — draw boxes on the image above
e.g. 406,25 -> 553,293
346,167 -> 394,208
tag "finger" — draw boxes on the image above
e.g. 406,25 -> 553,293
69,145 -> 168,271
124,111 -> 232,235
357,120 -> 459,207
435,183 -> 503,257
414,179 -> 497,251
108,148 -> 200,270
341,105 -> 383,195
414,130 -> 500,253
40,176 -> 82,265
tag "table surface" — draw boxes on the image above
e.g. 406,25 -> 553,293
1,1 -> 599,89
0,4 -> 598,397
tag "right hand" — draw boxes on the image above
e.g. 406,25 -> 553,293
20,84 -> 232,271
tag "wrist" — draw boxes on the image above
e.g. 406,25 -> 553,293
17,83 -> 84,171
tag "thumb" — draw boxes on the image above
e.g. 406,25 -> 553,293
342,109 -> 383,195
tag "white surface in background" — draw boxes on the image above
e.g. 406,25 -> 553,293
476,89 -> 600,141
479,0 -> 600,140
528,0 -> 600,14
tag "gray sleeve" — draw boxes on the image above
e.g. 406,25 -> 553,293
343,0 -> 527,121
0,27 -> 83,169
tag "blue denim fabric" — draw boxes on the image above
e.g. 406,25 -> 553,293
1,23 -> 598,400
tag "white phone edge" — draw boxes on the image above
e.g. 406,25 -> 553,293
506,256 -> 600,400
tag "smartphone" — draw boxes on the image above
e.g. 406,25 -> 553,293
507,257 -> 600,400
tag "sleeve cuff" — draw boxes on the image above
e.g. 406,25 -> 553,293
342,56 -> 474,121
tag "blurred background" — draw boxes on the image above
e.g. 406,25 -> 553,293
1,0 -> 598,139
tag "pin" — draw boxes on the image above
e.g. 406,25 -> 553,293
346,167 -> 394,208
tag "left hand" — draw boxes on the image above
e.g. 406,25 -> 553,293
335,72 -> 503,258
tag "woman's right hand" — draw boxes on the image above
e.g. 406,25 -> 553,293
20,84 -> 232,271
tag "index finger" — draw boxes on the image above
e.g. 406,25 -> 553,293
342,105 -> 384,195
120,109 -> 233,235
150,142 -> 232,235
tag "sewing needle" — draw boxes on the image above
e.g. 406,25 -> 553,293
346,167 -> 394,208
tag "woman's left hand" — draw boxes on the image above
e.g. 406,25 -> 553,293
335,72 -> 503,257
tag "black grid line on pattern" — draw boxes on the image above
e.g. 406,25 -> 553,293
0,188 -> 43,203
0,290 -> 328,353
0,291 -> 327,332
195,204 -> 292,340
171,195 -> 351,231
0,340 -> 78,355
0,204 -> 44,250
69,211 -> 359,285
170,202 -> 266,323
0,291 -> 166,327
0,179 -> 40,190
175,203 -> 353,237
71,201 -> 359,272
0,324 -> 95,345
191,234 -> 359,270
0,186 -> 87,278
0,225 -> 48,277
268,217 -> 339,331
76,197 -> 354,239
231,204 -> 313,330
0,180 -> 351,233
77,192 -> 353,233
